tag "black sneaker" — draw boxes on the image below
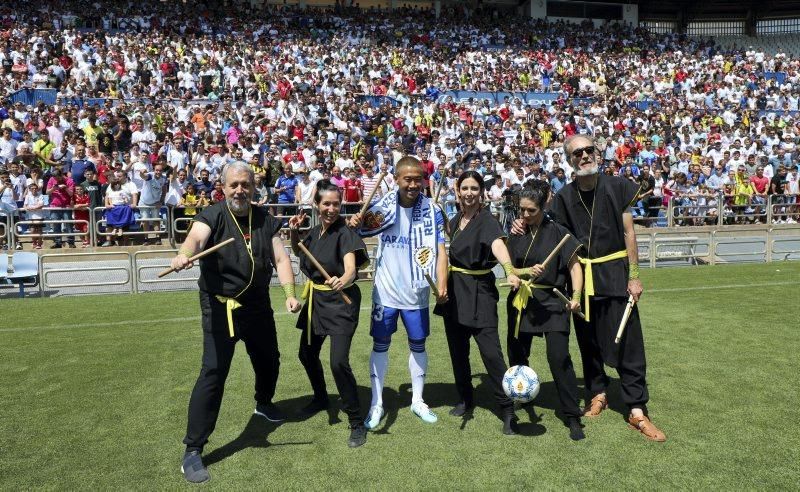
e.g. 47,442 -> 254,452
568,417 -> 585,441
448,401 -> 474,417
181,450 -> 210,483
52,243 -> 62,249
254,402 -> 287,422
348,424 -> 367,448
300,397 -> 330,416
502,414 -> 519,436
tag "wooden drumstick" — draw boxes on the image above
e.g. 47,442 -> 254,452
614,294 -> 636,344
433,173 -> 447,205
552,288 -> 586,321
423,272 -> 439,297
515,233 -> 572,278
297,242 -> 352,304
541,233 -> 571,271
158,237 -> 235,278
357,171 -> 387,218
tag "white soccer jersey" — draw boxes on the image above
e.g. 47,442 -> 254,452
372,204 -> 445,310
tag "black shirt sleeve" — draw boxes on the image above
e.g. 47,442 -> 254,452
618,177 -> 642,213
555,222 -> 582,272
267,213 -> 283,238
480,209 -> 505,244
339,224 -> 370,268
194,202 -> 220,231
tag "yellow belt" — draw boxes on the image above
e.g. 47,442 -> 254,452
448,266 -> 492,276
301,280 -> 334,344
215,295 -> 242,338
578,250 -> 628,321
511,279 -> 555,338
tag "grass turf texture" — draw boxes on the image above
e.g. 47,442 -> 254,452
1,262 -> 798,489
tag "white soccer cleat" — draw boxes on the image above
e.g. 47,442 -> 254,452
411,402 -> 438,424
364,405 -> 385,430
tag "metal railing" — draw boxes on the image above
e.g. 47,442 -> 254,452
664,194 -> 799,228
11,207 -> 90,248
93,205 -> 168,247
2,223 -> 795,298
768,193 -> 799,224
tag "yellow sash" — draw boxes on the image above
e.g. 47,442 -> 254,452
301,280 -> 334,344
448,266 -> 492,276
578,250 -> 628,321
511,279 -> 555,338
215,296 -> 242,338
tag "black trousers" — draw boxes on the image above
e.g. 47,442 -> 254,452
506,330 -> 582,418
444,319 -> 513,415
573,297 -> 649,411
298,329 -> 362,425
184,292 -> 281,452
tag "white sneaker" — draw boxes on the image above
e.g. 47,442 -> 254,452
364,405 -> 384,430
787,218 -> 797,224
410,401 -> 438,424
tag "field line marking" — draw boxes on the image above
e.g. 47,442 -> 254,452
647,280 -> 800,293
3,279 -> 800,333
0,307 -> 374,333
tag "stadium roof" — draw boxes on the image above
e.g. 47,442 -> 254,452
636,0 -> 800,20
556,0 -> 800,20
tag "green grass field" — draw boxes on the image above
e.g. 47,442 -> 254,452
1,262 -> 799,490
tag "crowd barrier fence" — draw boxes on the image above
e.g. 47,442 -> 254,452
6,194 -> 800,251
6,222 -> 795,297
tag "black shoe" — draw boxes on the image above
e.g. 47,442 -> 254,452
300,397 -> 330,416
568,417 -> 585,441
348,423 -> 367,448
503,414 -> 519,435
448,401 -> 474,417
254,402 -> 287,422
181,450 -> 210,483
52,243 -> 63,249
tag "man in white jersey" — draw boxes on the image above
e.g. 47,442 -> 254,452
349,157 -> 448,429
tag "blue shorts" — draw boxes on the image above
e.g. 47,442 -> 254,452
369,304 -> 430,340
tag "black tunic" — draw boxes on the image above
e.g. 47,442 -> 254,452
434,208 -> 504,328
194,202 -> 282,307
550,175 -> 639,297
506,217 -> 581,334
295,218 -> 369,336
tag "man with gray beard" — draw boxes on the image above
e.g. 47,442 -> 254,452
169,161 -> 301,483
516,135 -> 666,442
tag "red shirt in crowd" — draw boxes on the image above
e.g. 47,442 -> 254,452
750,175 -> 769,194
343,177 -> 362,203
419,159 -> 435,188
46,177 -> 74,208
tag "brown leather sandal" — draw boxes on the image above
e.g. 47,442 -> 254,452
583,393 -> 608,417
628,414 -> 667,442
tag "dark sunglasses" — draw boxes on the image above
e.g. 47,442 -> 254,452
571,146 -> 595,158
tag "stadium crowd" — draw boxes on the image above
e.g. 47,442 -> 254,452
1,0 -> 800,250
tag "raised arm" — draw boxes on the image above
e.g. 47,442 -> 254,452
272,235 -> 301,313
170,221 -> 212,271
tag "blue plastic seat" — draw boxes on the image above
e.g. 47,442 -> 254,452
0,252 -> 40,298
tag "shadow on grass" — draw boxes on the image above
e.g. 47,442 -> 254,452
204,399 -> 318,467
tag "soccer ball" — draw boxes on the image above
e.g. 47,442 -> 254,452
502,365 -> 540,403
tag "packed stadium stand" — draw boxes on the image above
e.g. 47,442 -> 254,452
0,0 -> 799,258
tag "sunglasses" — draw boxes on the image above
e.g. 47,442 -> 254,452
571,146 -> 595,158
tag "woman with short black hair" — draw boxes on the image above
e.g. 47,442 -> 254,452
506,181 -> 586,440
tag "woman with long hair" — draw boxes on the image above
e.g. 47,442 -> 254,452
433,171 -> 522,435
